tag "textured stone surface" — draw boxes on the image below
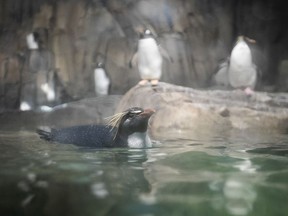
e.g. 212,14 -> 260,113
116,82 -> 288,139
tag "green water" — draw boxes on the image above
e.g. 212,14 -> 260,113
0,130 -> 288,216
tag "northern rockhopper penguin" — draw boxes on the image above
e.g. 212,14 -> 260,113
37,107 -> 155,148
228,36 -> 258,96
130,29 -> 172,86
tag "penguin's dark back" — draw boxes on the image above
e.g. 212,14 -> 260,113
51,125 -> 116,148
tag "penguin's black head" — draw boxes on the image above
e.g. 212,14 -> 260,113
121,107 -> 155,133
140,29 -> 153,39
32,32 -> 40,42
107,107 -> 155,136
96,62 -> 104,68
235,35 -> 256,46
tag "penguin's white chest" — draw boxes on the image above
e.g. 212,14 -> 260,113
138,38 -> 162,80
127,132 -> 152,148
26,33 -> 39,50
230,42 -> 252,66
229,41 -> 257,88
94,68 -> 110,96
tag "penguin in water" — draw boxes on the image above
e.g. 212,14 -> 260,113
228,36 -> 258,95
130,29 -> 171,86
37,107 -> 155,148
94,62 -> 110,96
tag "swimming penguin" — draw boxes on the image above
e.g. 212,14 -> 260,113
37,107 -> 155,148
130,29 -> 171,86
94,62 -> 110,96
228,36 -> 258,95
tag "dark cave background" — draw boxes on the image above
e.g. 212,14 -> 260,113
1,0 -> 288,110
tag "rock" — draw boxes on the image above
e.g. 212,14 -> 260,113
42,95 -> 122,128
0,54 -> 22,109
33,3 -> 53,29
218,106 -> 230,117
116,82 -> 288,140
276,59 -> 288,92
0,95 -> 122,130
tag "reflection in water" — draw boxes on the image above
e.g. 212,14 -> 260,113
225,159 -> 257,215
234,159 -> 258,173
223,178 -> 257,216
0,131 -> 288,215
209,158 -> 258,216
91,182 -> 109,199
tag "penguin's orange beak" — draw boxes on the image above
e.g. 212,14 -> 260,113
140,108 -> 155,118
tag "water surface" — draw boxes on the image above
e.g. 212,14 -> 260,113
0,130 -> 288,216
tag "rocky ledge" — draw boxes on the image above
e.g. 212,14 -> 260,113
116,82 -> 288,140
0,96 -> 122,131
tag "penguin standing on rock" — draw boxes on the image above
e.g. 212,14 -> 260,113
130,29 -> 171,86
94,62 -> 110,96
20,32 -> 40,111
37,107 -> 155,148
228,36 -> 258,95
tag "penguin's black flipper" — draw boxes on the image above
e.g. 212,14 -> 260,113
37,129 -> 53,141
129,52 -> 138,68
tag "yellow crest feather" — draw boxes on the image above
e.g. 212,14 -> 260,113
105,111 -> 129,139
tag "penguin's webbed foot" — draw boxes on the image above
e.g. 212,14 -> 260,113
138,80 -> 149,85
244,87 -> 254,96
150,79 -> 159,86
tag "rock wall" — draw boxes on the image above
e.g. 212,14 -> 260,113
0,0 -> 288,110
